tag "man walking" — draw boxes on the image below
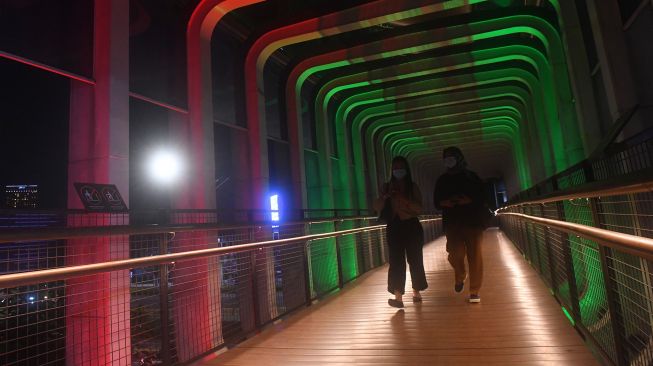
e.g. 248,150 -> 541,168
433,147 -> 487,303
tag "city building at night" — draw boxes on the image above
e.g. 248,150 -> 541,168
4,185 -> 38,209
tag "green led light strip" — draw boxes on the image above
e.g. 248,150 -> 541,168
351,84 -> 538,207
290,15 -> 581,210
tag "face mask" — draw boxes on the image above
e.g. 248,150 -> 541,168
444,156 -> 457,169
392,169 -> 407,179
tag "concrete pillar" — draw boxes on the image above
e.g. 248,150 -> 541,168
556,0 -> 601,155
168,109 -> 222,362
183,1 -> 276,359
66,0 -> 130,364
586,0 -> 640,129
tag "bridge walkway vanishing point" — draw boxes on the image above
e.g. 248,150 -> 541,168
199,228 -> 600,366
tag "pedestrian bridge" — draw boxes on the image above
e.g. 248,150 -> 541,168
200,229 -> 599,366
1,0 -> 653,365
1,174 -> 652,366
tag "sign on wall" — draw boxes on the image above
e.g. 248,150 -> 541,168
74,183 -> 128,212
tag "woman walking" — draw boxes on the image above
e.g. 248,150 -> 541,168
374,156 -> 427,308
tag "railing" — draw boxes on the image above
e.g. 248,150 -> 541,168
0,208 -> 377,229
498,178 -> 653,366
0,213 -> 442,365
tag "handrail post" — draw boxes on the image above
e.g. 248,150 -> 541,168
520,206 -> 532,261
334,220 -> 344,288
249,227 -> 261,329
530,205 -> 544,272
542,203 -> 558,291
589,197 -> 629,366
159,233 -> 171,365
302,239 -> 313,305
583,159 -> 628,365
556,201 -> 582,321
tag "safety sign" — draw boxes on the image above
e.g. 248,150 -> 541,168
74,183 -> 128,212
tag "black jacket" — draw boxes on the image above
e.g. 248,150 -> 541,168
433,169 -> 486,229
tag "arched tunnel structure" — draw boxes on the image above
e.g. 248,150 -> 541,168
1,0 -> 652,365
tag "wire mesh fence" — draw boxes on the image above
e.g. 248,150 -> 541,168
0,213 -> 442,365
500,187 -> 653,366
499,130 -> 653,366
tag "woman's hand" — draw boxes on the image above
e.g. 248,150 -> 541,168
396,194 -> 417,210
384,188 -> 398,200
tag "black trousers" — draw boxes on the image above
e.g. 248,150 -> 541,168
387,216 -> 427,295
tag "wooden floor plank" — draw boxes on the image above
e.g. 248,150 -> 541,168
197,229 -> 600,365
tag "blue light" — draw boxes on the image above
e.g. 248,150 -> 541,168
270,194 -> 280,222
270,194 -> 281,240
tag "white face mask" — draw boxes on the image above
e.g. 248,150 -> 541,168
444,156 -> 457,169
392,169 -> 407,179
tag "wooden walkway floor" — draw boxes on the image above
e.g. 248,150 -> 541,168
199,228 -> 600,365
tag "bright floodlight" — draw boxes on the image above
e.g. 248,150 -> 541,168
147,149 -> 183,185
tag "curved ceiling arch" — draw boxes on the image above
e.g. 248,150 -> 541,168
354,68 -> 548,168
242,0 -> 487,207
378,108 -> 524,172
320,44 -> 551,156
185,0 -> 266,209
374,106 -> 526,186
277,12 -> 578,209
386,117 -> 521,163
291,14 -> 577,155
351,82 -> 539,174
231,1 -> 585,211
347,87 -> 537,207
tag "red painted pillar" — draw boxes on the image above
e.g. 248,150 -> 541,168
168,229 -> 221,362
66,0 -> 131,364
167,2 -> 238,359
167,109 -> 221,361
173,3 -> 270,360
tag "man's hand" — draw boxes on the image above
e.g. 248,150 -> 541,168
441,194 -> 472,207
454,194 -> 472,205
439,199 -> 455,208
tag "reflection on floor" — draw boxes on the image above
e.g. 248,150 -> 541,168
199,228 -> 599,365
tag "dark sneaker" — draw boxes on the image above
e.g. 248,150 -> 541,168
454,282 -> 464,293
388,299 -> 404,308
468,294 -> 481,303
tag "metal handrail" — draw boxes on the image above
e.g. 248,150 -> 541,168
0,217 -> 442,288
497,212 -> 653,261
495,174 -> 653,258
498,176 -> 653,208
498,179 -> 653,366
0,215 -> 378,244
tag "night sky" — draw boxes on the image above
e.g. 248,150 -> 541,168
0,0 -> 93,210
0,58 -> 70,209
